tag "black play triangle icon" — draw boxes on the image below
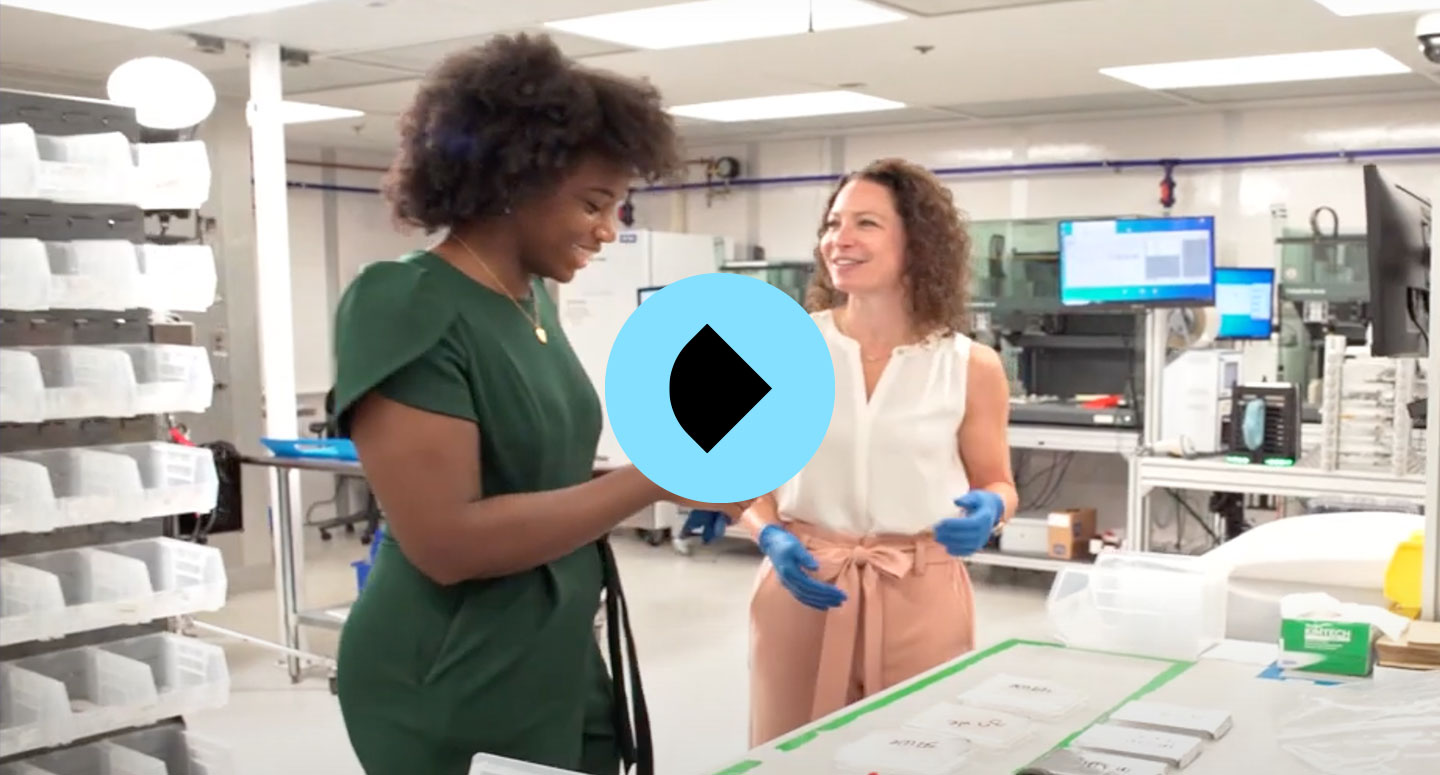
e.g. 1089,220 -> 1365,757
669,324 -> 771,453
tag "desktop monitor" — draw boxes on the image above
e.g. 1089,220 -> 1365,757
1058,216 -> 1216,308
1364,164 -> 1431,358
1215,267 -> 1275,341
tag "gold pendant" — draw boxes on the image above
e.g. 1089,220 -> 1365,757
535,326 -> 548,344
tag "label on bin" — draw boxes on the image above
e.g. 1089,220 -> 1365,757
905,702 -> 1032,747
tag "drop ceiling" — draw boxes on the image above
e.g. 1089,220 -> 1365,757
0,0 -> 1435,151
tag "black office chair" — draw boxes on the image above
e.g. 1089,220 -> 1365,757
308,389 -> 383,544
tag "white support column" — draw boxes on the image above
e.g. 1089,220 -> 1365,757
248,41 -> 306,658
1423,176 -> 1439,622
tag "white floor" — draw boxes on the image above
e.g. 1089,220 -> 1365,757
186,531 -> 1054,775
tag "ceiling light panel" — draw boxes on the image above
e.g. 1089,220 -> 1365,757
1310,1 -> 1440,16
279,101 -> 364,124
1100,48 -> 1410,90
668,90 -> 906,122
0,1 -> 331,30
544,0 -> 906,50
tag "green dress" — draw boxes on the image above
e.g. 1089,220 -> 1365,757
329,251 -> 651,775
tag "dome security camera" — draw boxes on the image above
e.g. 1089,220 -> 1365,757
1419,12 -> 1440,65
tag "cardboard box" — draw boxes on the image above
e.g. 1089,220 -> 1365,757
1279,618 -> 1377,677
1047,508 -> 1096,561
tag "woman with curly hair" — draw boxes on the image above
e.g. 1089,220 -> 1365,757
739,158 -> 1019,746
329,33 -> 742,775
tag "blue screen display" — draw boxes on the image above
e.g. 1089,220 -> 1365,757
1215,267 -> 1275,340
1059,216 -> 1216,307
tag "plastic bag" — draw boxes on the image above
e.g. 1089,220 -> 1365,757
1278,670 -> 1440,775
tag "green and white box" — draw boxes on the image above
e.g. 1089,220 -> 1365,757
1278,618 -> 1376,677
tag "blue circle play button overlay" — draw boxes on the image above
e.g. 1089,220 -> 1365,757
605,272 -> 835,504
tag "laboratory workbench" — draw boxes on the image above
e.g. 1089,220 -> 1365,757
702,638 -> 1407,775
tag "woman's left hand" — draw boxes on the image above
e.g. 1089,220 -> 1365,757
934,490 -> 1004,557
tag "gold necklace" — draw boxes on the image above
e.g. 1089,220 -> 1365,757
451,236 -> 548,344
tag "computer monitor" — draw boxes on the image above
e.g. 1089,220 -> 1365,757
1364,164 -> 1431,358
637,285 -> 663,305
1058,216 -> 1216,308
1214,267 -> 1275,341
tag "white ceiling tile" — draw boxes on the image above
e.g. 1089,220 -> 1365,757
877,0 -> 1093,15
177,0 -> 673,55
289,78 -> 423,113
342,29 -> 629,73
206,58 -> 414,97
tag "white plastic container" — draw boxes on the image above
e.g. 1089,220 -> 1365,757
43,240 -> 147,310
0,346 -> 138,421
31,132 -> 139,206
0,455 -> 64,534
108,345 -> 213,416
0,538 -> 226,646
0,238 -> 52,311
3,739 -> 169,775
0,442 -> 219,533
0,123 -> 42,199
0,634 -> 228,757
0,349 -> 49,423
1047,551 -> 1227,661
108,727 -> 234,775
134,141 -> 211,211
135,244 -> 217,312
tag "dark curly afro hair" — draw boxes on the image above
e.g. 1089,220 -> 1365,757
383,33 -> 681,232
805,158 -> 972,335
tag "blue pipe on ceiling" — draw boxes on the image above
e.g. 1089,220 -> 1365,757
285,144 -> 1440,196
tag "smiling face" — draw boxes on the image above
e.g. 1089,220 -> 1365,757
512,156 -> 631,283
818,178 -> 908,297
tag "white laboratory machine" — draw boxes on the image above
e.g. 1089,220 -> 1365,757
1159,349 -> 1241,455
557,229 -> 732,544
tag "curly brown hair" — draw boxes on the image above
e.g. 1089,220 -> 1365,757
805,158 -> 972,335
382,33 -> 681,232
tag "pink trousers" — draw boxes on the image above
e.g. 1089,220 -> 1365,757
748,520 -> 977,747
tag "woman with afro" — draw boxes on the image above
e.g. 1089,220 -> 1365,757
329,34 -> 743,774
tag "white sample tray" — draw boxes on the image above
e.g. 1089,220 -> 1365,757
0,726 -> 234,775
0,125 -> 139,205
0,345 -> 213,423
0,633 -> 229,757
0,537 -> 227,646
0,442 -> 218,535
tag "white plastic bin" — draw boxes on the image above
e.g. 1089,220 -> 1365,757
97,538 -> 227,620
0,560 -> 66,644
107,345 -> 213,416
0,123 -> 41,199
31,133 -> 139,206
0,442 -> 219,532
5,740 -> 168,775
0,548 -> 152,646
1,647 -> 159,752
134,141 -> 211,211
44,240 -> 146,311
135,245 -> 217,312
0,349 -> 48,423
0,347 -> 138,421
99,634 -> 230,722
108,727 -> 234,775
0,635 -> 227,757
1047,551 -> 1227,661
0,538 -> 226,646
0,238 -> 52,311
0,455 -> 64,534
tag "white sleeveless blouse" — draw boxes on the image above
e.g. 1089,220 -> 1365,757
776,310 -> 974,536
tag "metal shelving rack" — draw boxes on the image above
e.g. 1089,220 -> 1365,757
0,89 -> 232,770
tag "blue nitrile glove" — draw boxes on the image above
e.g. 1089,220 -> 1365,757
680,509 -> 728,544
758,524 -> 847,611
935,490 -> 1004,557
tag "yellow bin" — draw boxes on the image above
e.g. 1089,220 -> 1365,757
1385,530 -> 1425,619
